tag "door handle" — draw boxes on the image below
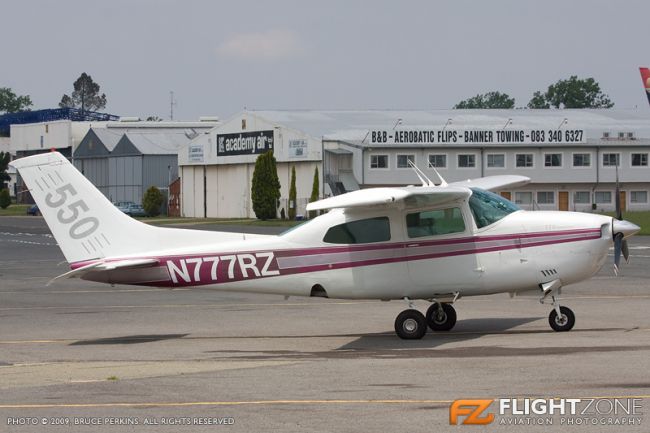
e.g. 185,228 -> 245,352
407,243 -> 420,247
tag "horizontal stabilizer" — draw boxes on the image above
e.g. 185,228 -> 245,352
48,258 -> 160,285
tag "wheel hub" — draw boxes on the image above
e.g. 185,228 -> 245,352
403,318 -> 418,333
555,314 -> 567,326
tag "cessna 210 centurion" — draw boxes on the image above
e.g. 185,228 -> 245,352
11,152 -> 640,339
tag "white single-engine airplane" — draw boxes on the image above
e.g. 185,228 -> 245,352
11,152 -> 640,339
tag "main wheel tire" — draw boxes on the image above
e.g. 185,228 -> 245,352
394,310 -> 427,340
548,306 -> 575,332
426,303 -> 457,331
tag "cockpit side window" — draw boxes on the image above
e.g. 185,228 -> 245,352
406,207 -> 465,238
468,188 -> 520,228
323,217 -> 391,244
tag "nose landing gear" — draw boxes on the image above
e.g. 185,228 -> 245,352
540,280 -> 575,332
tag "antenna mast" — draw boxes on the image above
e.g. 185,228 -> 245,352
170,91 -> 177,120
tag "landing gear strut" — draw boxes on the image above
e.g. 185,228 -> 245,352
425,303 -> 457,331
540,280 -> 575,332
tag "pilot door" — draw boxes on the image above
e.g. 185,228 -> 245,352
404,206 -> 483,293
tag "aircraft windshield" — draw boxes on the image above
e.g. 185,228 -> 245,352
468,188 -> 520,229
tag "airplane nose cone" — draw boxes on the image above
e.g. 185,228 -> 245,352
612,219 -> 641,239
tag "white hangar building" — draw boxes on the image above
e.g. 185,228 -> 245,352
178,109 -> 650,218
178,112 -> 323,218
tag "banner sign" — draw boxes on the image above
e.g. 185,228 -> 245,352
288,139 -> 307,158
369,129 -> 585,145
217,130 -> 274,156
188,144 -> 204,162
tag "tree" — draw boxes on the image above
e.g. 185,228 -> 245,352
308,166 -> 319,219
59,72 -> 107,112
0,152 -> 11,190
454,91 -> 515,109
527,91 -> 549,109
0,87 -> 32,114
288,166 -> 297,220
251,151 -> 281,220
527,76 -> 614,109
0,188 -> 10,209
142,186 -> 164,217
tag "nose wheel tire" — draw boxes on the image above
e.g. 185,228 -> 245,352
426,303 -> 457,331
395,310 -> 427,340
548,306 -> 575,332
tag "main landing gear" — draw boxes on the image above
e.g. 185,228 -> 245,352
541,280 -> 575,332
394,297 -> 457,340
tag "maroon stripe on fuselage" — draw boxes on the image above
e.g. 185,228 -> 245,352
69,228 -> 603,288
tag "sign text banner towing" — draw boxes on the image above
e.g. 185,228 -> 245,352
369,129 -> 586,145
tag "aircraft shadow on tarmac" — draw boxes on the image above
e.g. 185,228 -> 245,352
69,334 -> 189,345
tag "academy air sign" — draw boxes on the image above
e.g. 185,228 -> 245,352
217,130 -> 274,156
369,128 -> 586,145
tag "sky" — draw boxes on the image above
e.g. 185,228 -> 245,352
2,0 -> 650,120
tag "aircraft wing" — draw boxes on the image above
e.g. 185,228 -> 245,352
448,175 -> 530,191
306,186 -> 471,211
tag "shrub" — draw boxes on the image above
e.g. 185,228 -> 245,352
288,166 -> 297,220
251,151 -> 281,220
0,188 -> 10,209
308,166 -> 319,219
142,186 -> 164,217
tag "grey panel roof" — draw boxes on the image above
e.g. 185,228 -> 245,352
91,128 -> 123,151
122,131 -> 195,155
250,109 -> 650,143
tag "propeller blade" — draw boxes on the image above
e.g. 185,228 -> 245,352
615,165 -> 623,220
622,239 -> 630,263
613,232 -> 623,275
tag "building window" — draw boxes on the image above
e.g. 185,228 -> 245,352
514,192 -> 533,205
631,153 -> 648,167
486,154 -> 505,168
428,154 -> 447,168
537,191 -> 555,204
544,153 -> 562,167
406,207 -> 465,238
458,154 -> 476,168
323,217 -> 391,244
515,154 -> 534,168
573,153 -> 591,167
370,154 -> 388,169
573,191 -> 591,204
631,191 -> 648,203
396,154 -> 415,169
594,191 -> 612,203
602,153 -> 620,167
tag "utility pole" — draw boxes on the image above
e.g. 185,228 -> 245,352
170,91 -> 177,120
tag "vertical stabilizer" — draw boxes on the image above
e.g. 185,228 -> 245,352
640,67 -> 650,106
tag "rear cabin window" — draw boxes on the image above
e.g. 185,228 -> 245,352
323,217 -> 391,244
406,207 -> 465,238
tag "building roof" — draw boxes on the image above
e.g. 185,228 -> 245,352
249,109 -> 650,143
76,128 -> 201,158
120,131 -> 197,155
0,108 -> 119,136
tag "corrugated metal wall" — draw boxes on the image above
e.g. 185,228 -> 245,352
107,156 -> 143,203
